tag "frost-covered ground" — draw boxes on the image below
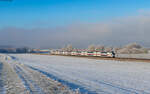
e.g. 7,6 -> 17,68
117,54 -> 150,59
9,54 -> 150,94
0,54 -> 74,94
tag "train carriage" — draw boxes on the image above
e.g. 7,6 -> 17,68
77,51 -> 82,56
101,52 -> 108,57
93,52 -> 97,56
96,52 -> 101,56
71,51 -> 78,55
87,52 -> 94,56
51,50 -> 115,58
81,51 -> 88,56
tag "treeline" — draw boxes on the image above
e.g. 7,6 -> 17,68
61,43 -> 150,54
61,44 -> 112,52
116,43 -> 149,54
0,47 -> 33,53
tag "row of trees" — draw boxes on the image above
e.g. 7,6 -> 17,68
87,45 -> 113,52
61,44 -> 113,52
117,43 -> 149,54
61,43 -> 149,54
0,47 -> 31,53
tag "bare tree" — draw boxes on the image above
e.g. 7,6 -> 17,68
117,43 -> 147,54
61,47 -> 66,51
105,47 -> 113,52
114,47 -> 121,53
66,44 -> 73,52
61,44 -> 73,52
87,45 -> 95,52
125,43 -> 142,49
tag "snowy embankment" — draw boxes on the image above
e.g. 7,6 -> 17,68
9,54 -> 150,94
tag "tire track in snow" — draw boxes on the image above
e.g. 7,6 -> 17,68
14,65 -> 45,94
28,65 -> 149,94
0,62 -> 5,94
28,66 -> 110,94
95,80 -> 149,94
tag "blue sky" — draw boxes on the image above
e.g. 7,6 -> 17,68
0,0 -> 150,48
0,0 -> 149,28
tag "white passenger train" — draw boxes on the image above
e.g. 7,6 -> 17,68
51,50 -> 115,58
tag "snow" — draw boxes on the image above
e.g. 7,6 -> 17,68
0,54 -> 74,94
9,54 -> 150,94
117,54 -> 150,59
0,62 -> 5,94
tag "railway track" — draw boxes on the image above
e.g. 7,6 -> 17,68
77,56 -> 150,63
37,54 -> 150,63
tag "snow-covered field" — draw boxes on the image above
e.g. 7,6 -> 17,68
0,54 -> 74,94
9,54 -> 150,94
117,54 -> 150,59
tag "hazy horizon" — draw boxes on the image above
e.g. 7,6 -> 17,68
0,0 -> 150,48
